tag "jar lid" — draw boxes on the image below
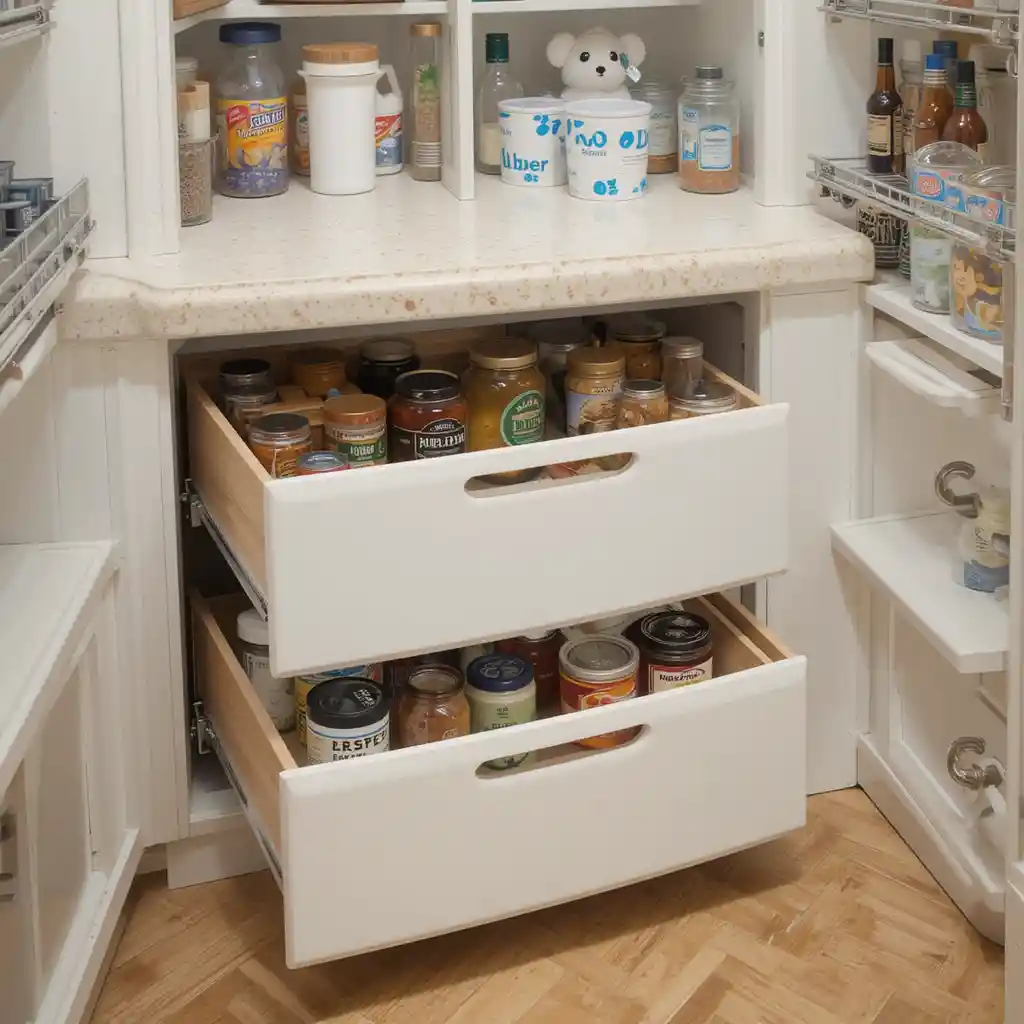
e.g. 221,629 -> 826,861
296,451 -> 348,473
249,412 -> 311,438
675,379 -> 737,410
394,369 -> 461,403
220,357 -> 272,381
695,65 -> 724,80
662,336 -> 703,359
560,634 -> 639,681
411,21 -> 442,36
622,379 -> 666,399
408,664 -> 464,696
306,678 -> 387,729
360,338 -> 416,364
636,612 -> 711,658
291,347 -> 345,369
236,608 -> 269,647
567,344 -> 626,376
467,654 -> 533,693
522,628 -> 558,641
323,393 -> 386,423
176,55 -> 199,73
470,338 -> 538,371
303,42 -> 379,64
219,21 -> 281,45
611,315 -> 666,343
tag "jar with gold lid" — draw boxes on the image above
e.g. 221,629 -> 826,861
323,393 -> 387,468
290,348 -> 348,398
610,316 -> 665,380
248,412 -> 313,477
565,344 -> 625,436
465,338 -> 546,483
668,379 -> 738,420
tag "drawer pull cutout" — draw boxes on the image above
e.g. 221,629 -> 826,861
474,724 -> 649,778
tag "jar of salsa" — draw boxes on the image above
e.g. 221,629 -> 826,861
610,316 -> 665,380
388,370 -> 468,462
496,629 -> 562,714
357,338 -> 420,399
323,393 -> 387,467
248,412 -> 313,478
398,665 -> 471,747
290,348 -> 348,398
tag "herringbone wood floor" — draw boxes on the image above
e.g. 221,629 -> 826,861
90,789 -> 1004,1024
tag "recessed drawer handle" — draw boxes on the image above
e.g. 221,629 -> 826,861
465,452 -> 636,496
474,724 -> 649,778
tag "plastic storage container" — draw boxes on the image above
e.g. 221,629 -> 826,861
564,98 -> 651,201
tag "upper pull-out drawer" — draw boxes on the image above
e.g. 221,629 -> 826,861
192,589 -> 807,969
188,367 -> 789,677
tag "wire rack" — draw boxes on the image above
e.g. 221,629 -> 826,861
818,0 -> 1019,42
0,3 -> 52,50
809,156 -> 1016,259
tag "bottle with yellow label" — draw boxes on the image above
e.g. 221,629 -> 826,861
215,22 -> 290,198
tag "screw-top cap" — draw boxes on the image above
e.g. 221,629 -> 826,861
306,679 -> 388,730
470,338 -> 537,371
957,59 -> 976,86
924,53 -> 947,72
303,42 -> 378,64
219,22 -> 281,45
878,37 -> 894,64
394,369 -> 461,403
485,32 -> 510,63
237,608 -> 269,647
695,65 -> 724,80
467,654 -> 533,694
411,21 -> 442,36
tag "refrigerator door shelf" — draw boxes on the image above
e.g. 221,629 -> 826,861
187,366 -> 790,678
192,589 -> 807,969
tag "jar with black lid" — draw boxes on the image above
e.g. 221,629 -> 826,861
305,678 -> 390,763
219,358 -> 278,427
248,412 -> 313,478
357,338 -> 420,399
630,611 -> 713,696
388,369 -> 468,461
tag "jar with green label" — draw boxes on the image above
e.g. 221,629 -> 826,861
465,338 -> 546,483
465,653 -> 536,770
323,393 -> 387,468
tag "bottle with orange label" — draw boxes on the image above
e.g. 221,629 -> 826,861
215,22 -> 290,198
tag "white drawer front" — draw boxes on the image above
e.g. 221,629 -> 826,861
266,405 -> 789,676
280,650 -> 806,967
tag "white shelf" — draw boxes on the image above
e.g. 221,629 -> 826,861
173,0 -> 448,32
0,4 -> 51,50
831,511 -> 1008,676
473,0 -> 697,12
864,274 -> 1005,380
0,541 -> 117,796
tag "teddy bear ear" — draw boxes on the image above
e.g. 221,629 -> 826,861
619,33 -> 646,66
546,32 -> 576,69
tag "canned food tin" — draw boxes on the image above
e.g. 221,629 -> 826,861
295,663 -> 383,746
295,451 -> 349,475
305,678 -> 390,763
559,633 -> 639,749
631,611 -> 713,695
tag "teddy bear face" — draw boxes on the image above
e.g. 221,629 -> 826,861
547,28 -> 646,101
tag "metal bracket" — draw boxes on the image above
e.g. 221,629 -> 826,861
182,479 -> 268,619
947,737 -> 1004,791
935,461 -> 981,519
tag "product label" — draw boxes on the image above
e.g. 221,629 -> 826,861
951,249 -> 1003,340
559,671 -> 637,749
412,63 -> 441,169
294,98 -> 310,175
306,719 -> 389,764
241,649 -> 294,731
679,107 -> 699,163
500,390 -> 545,445
470,696 -> 536,770
325,421 -> 387,467
391,418 -> 466,460
867,113 -> 894,157
295,664 -> 382,746
217,97 -> 288,196
697,124 -> 732,171
566,382 -> 621,436
648,107 -> 676,158
648,656 -> 713,694
911,228 -> 952,313
376,112 -> 403,169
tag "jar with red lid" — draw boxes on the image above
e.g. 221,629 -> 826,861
496,629 -> 562,714
630,611 -> 713,696
388,370 -> 468,461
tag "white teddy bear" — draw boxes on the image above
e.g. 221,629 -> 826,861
546,27 -> 647,102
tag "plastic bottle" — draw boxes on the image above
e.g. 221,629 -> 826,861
376,65 -> 404,175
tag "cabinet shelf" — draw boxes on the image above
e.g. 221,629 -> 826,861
0,3 -> 51,50
473,0 -> 698,12
819,0 -> 1019,42
830,511 -> 1008,675
173,0 -> 448,32
810,156 -> 1016,260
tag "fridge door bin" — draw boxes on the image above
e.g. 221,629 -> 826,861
191,590 -> 807,969
187,370 -> 790,677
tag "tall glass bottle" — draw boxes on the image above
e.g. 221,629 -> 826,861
410,22 -> 442,181
476,32 -> 522,175
942,60 -> 989,152
867,37 -> 903,175
912,54 -> 953,153
899,39 -> 923,164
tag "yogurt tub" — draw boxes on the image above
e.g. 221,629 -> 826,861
498,97 -> 567,187
564,98 -> 652,202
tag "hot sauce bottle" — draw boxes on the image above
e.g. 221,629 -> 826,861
867,37 -> 904,175
941,60 -> 989,152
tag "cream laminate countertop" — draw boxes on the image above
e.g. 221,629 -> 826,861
61,175 -> 874,342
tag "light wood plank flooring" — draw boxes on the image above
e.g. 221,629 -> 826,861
90,789 -> 1004,1024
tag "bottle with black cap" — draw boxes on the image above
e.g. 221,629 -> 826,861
867,37 -> 904,175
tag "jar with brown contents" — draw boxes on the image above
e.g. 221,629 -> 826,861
679,66 -> 740,195
617,379 -> 669,429
398,665 -> 470,747
668,379 -> 738,419
248,412 -> 313,478
565,344 -> 625,436
662,337 -> 704,399
323,393 -> 387,468
610,316 -> 665,380
290,348 -> 348,398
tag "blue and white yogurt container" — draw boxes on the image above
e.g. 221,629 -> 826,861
498,97 -> 567,188
564,98 -> 651,202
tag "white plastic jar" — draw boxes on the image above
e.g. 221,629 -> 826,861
300,42 -> 383,196
237,609 -> 294,731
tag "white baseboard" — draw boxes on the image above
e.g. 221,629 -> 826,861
166,822 -> 266,889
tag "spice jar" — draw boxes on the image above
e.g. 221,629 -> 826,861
496,629 -> 562,714
565,344 -> 626,435
290,348 -> 348,398
610,316 -> 665,380
398,665 -> 470,747
465,654 -> 537,770
679,66 -> 740,194
290,77 -> 309,176
237,609 -> 294,731
305,678 -> 390,763
662,337 -> 704,398
559,634 -> 639,750
296,451 -> 349,475
323,393 -> 387,468
629,611 -> 713,696
617,379 -> 669,429
389,370 -> 467,461
220,357 -> 275,398
465,339 -> 546,483
294,664 -> 383,747
248,412 -> 313,477
356,338 -> 419,399
179,136 -> 215,227
668,379 -> 738,419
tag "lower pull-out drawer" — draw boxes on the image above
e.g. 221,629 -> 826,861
192,590 -> 807,968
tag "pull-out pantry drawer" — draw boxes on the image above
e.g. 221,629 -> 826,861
192,590 -> 807,969
187,367 -> 789,677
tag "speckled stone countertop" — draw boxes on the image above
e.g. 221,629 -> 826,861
61,175 -> 874,342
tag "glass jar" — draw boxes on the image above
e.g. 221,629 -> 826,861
357,338 -> 420,399
219,357 -> 275,398
237,608 -> 294,731
679,66 -> 740,194
629,611 -> 713,697
662,337 -> 704,398
565,344 -> 626,435
290,348 -> 347,398
398,665 -> 470,747
248,412 -> 313,477
323,394 -> 388,468
295,451 -> 348,475
179,137 -> 215,227
911,224 -> 952,313
464,339 -> 546,482
610,316 -> 665,379
617,379 -> 669,429
668,379 -> 738,419
465,654 -> 536,770
215,22 -> 289,198
495,630 -> 562,715
631,81 -> 677,174
388,370 -> 467,461
410,23 -> 442,181
559,634 -> 639,750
